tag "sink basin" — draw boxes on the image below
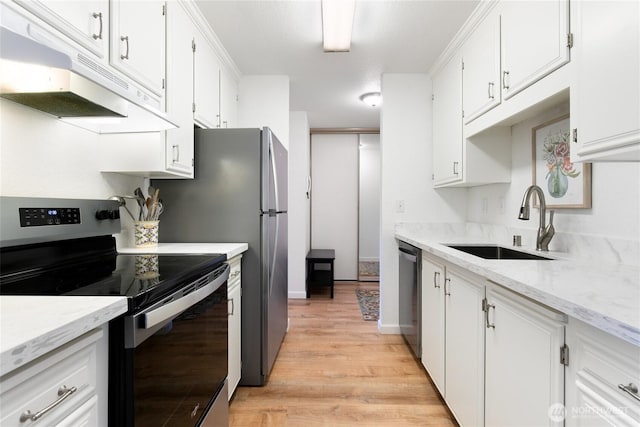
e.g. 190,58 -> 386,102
446,245 -> 552,260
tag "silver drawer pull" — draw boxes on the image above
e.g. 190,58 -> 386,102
618,383 -> 640,402
20,386 -> 77,422
230,270 -> 240,278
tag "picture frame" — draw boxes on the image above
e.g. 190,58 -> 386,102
532,114 -> 591,209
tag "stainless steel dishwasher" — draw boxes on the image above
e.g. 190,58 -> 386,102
398,240 -> 421,358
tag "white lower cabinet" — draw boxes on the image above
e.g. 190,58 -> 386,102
484,285 -> 567,427
227,254 -> 242,400
0,328 -> 105,427
421,256 -> 446,395
565,319 -> 640,426
420,251 -> 569,427
444,266 -> 486,427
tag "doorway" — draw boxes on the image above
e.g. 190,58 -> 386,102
310,131 -> 380,282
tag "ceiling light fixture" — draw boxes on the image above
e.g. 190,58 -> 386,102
359,92 -> 382,107
322,0 -> 355,52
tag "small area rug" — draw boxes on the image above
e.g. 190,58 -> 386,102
355,289 -> 379,321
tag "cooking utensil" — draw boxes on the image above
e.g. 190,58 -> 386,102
134,188 -> 146,220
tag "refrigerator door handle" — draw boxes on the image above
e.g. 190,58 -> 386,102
269,136 -> 280,213
269,214 -> 279,295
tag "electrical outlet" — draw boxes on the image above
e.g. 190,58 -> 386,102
396,200 -> 405,213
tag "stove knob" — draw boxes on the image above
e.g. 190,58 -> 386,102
108,209 -> 120,220
95,210 -> 110,220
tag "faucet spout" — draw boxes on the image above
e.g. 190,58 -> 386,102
518,185 -> 553,251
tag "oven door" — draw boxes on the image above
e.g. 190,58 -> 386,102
109,263 -> 229,427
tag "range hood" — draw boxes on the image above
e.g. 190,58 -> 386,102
0,3 -> 177,134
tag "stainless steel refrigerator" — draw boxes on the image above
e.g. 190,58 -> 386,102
152,127 -> 288,386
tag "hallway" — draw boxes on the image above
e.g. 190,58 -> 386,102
229,282 -> 457,426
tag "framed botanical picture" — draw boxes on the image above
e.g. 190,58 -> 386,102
532,114 -> 592,209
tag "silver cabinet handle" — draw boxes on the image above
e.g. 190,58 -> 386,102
223,120 -> 228,128
92,12 -> 103,40
216,114 -> 221,128
228,298 -> 234,316
20,386 -> 77,423
433,271 -> 441,289
172,144 -> 179,163
120,36 -> 129,60
618,383 -> 640,402
483,299 -> 496,329
488,82 -> 495,99
230,270 -> 240,278
453,161 -> 459,176
444,277 -> 451,296
502,71 -> 510,90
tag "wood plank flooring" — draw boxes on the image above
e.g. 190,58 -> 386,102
229,282 -> 457,426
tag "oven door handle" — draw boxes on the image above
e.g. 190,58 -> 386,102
143,265 -> 229,329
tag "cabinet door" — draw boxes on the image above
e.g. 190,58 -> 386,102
432,52 -> 463,186
444,268 -> 485,427
570,1 -> 640,162
164,1 -> 194,176
15,0 -> 108,58
228,282 -> 242,400
462,11 -> 501,124
421,256 -> 445,395
110,0 -> 166,96
500,0 -> 570,100
193,30 -> 221,129
485,286 -> 566,427
220,68 -> 238,128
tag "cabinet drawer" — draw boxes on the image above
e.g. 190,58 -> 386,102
567,319 -> 640,425
0,329 -> 101,427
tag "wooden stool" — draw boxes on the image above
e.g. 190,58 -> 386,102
306,249 -> 335,298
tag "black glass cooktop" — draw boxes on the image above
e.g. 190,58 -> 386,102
0,236 -> 226,311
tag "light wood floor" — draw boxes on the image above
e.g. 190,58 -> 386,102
229,281 -> 457,426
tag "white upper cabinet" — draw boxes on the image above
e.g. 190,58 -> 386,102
193,29 -> 221,129
500,0 -> 570,100
110,0 -> 166,97
432,52 -> 463,186
570,0 -> 640,162
220,68 -> 238,128
14,0 -> 109,59
462,10 -> 501,124
163,0 -> 195,177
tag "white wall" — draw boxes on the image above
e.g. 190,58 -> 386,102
0,100 -> 144,245
311,133 -> 359,280
467,102 -> 640,245
359,134 -> 381,261
288,111 -> 310,298
238,75 -> 290,149
379,73 -> 467,333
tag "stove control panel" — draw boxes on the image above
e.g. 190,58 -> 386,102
19,207 -> 81,227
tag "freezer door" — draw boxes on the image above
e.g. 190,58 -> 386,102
262,128 -> 288,213
261,210 -> 288,379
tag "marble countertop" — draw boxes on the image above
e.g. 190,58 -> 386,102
1,296 -> 127,376
118,243 -> 248,259
396,227 -> 640,347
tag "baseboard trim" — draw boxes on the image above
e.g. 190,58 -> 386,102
377,322 -> 401,334
288,291 -> 308,299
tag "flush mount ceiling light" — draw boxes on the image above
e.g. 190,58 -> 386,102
359,92 -> 382,107
322,0 -> 355,52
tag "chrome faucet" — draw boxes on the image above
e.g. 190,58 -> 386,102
518,185 -> 555,251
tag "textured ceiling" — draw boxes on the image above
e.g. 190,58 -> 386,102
196,0 -> 478,128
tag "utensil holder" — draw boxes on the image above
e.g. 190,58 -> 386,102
134,221 -> 159,247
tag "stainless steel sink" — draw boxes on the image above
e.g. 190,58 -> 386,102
445,244 -> 552,260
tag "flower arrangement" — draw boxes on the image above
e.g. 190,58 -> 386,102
542,129 -> 580,198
